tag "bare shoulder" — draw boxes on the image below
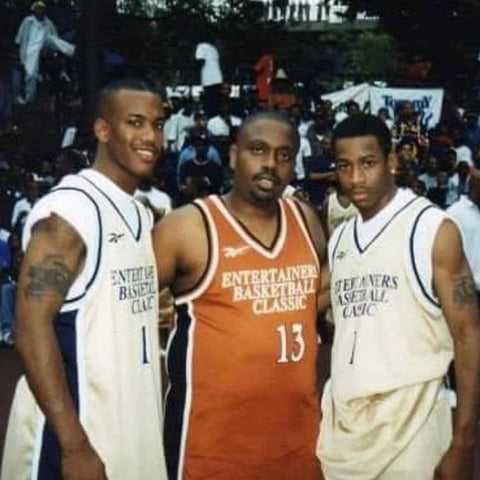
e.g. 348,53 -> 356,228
19,214 -> 86,303
153,203 -> 206,242
432,218 -> 464,269
153,203 -> 210,291
28,213 -> 85,256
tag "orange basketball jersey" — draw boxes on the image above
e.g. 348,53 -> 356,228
164,195 -> 322,480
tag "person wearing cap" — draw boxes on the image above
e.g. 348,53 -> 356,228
268,67 -> 297,111
163,92 -> 194,154
177,130 -> 223,204
195,35 -> 223,118
15,0 -> 75,103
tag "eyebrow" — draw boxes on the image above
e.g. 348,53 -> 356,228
127,113 -> 165,121
336,154 -> 377,162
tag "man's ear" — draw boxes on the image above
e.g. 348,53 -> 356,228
93,118 -> 110,144
229,144 -> 237,171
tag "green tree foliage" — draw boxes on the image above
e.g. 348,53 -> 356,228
340,0 -> 480,79
342,31 -> 401,83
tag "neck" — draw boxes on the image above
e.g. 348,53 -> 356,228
92,155 -> 137,195
360,185 -> 398,221
223,191 -> 279,221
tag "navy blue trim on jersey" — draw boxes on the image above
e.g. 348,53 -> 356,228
37,310 -> 79,480
218,195 -> 282,251
51,187 -> 103,304
164,303 -> 192,480
173,203 -> 212,298
409,205 -> 441,308
353,197 -> 420,254
78,173 -> 142,241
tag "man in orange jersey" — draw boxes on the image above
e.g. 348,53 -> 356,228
154,111 -> 327,480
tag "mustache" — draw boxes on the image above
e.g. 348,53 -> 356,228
253,171 -> 280,184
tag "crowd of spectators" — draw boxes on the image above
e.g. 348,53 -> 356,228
1,2 -> 480,348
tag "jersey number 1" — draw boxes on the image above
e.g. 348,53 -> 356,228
276,323 -> 305,363
141,326 -> 150,364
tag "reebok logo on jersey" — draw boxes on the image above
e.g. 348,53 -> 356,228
222,246 -> 250,258
108,232 -> 125,243
335,250 -> 347,260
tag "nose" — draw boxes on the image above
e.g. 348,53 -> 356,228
350,164 -> 365,185
261,150 -> 277,170
143,122 -> 161,146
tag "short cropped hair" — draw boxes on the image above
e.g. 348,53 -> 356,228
333,113 -> 392,159
236,110 -> 300,154
96,78 -> 159,118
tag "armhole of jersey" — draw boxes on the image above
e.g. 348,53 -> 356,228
174,199 -> 218,305
405,205 -> 442,316
329,221 -> 348,269
285,198 -> 321,272
52,187 -> 103,308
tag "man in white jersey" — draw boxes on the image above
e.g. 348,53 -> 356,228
317,114 -> 480,480
1,79 -> 168,480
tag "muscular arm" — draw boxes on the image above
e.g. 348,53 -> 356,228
153,205 -> 209,295
432,219 -> 480,480
15,213 -> 106,480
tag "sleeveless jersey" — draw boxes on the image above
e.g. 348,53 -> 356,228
318,195 -> 453,479
1,172 -> 168,480
326,191 -> 358,237
164,195 -> 322,480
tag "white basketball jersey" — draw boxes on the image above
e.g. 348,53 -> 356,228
326,191 -> 358,237
318,195 -> 454,480
1,172 -> 167,480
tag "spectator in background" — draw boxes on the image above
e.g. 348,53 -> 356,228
377,107 -> 394,131
0,227 -> 21,346
418,154 -> 439,192
463,111 -> 480,156
253,49 -> 274,108
307,133 -> 335,207
177,130 -> 223,204
427,169 -> 449,209
15,1 -> 75,103
10,178 -> 40,233
135,176 -> 173,222
195,37 -> 223,118
268,68 -> 297,112
185,110 -> 208,145
207,100 -> 242,165
447,169 -> 480,304
163,93 -> 194,154
392,100 -> 421,141
452,127 -> 474,167
396,138 -> 420,174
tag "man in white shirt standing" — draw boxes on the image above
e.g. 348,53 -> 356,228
15,1 -> 75,103
195,38 -> 223,118
317,114 -> 480,480
447,169 -> 480,300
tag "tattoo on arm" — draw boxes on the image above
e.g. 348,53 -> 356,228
452,275 -> 477,309
25,255 -> 75,299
